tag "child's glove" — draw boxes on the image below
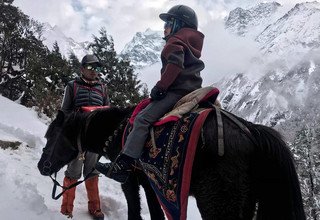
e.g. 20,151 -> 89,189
150,86 -> 167,101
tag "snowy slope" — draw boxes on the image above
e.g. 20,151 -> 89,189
256,2 -> 320,56
216,2 -> 320,137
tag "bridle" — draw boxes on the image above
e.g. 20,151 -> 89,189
49,110 -> 98,200
49,110 -> 129,200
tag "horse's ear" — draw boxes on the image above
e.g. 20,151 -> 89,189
45,110 -> 66,138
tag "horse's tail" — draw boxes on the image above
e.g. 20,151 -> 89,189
252,124 -> 306,220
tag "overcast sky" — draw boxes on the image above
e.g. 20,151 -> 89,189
13,0 -> 306,51
12,0 -> 310,83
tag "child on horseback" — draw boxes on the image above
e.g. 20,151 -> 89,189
96,5 -> 205,184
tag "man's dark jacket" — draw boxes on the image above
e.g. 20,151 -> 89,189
61,77 -> 110,112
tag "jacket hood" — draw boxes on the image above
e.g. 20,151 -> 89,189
167,28 -> 204,58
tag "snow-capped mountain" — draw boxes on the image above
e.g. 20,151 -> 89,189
120,28 -> 164,69
42,23 -> 89,59
225,1 -> 320,57
217,56 -> 320,137
221,1 -> 320,140
40,2 -> 320,137
117,2 -> 320,140
225,2 -> 282,37
256,2 -> 320,55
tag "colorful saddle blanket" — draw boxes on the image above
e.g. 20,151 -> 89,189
123,109 -> 212,220
123,87 -> 219,220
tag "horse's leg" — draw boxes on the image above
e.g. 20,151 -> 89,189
121,174 -> 143,220
138,170 -> 165,220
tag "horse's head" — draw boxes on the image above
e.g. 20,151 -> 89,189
37,110 -> 80,176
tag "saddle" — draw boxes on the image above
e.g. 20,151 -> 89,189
129,86 -> 220,126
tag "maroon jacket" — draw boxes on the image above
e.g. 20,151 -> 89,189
156,27 -> 205,95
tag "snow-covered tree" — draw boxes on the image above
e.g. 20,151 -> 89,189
88,28 -> 146,107
291,127 -> 320,219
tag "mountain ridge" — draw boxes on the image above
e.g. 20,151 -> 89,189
120,28 -> 164,69
42,22 -> 89,59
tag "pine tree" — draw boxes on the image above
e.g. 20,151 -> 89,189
68,51 -> 81,77
0,2 -> 145,117
33,41 -> 73,117
0,0 -> 49,106
88,28 -> 146,107
0,0 -> 30,100
0,0 -> 73,118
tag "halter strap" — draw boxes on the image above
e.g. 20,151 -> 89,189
50,168 -> 96,200
50,110 -> 99,200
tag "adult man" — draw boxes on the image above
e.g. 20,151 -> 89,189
96,5 -> 204,184
60,54 -> 109,219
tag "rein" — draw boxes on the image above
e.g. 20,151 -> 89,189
50,111 -> 130,199
50,110 -> 98,200
50,170 -> 94,200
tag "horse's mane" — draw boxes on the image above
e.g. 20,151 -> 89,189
82,106 -> 135,140
89,106 -> 134,123
78,106 -> 135,158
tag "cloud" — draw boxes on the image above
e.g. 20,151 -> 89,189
13,0 -> 307,51
12,0 -> 311,83
201,20 -> 261,84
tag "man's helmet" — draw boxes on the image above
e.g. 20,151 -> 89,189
159,5 -> 198,29
81,54 -> 102,67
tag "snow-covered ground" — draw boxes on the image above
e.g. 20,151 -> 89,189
0,95 -> 201,220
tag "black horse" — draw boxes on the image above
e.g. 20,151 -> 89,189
38,107 -> 164,220
38,106 -> 306,220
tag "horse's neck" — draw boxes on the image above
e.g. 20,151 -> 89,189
85,109 -> 130,159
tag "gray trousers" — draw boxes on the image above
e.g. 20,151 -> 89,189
122,92 -> 184,158
65,151 -> 100,180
